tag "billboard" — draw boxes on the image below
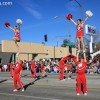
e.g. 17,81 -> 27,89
85,24 -> 97,35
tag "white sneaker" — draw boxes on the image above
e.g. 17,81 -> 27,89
16,52 -> 20,57
83,50 -> 86,53
77,50 -> 80,53
59,79 -> 65,81
22,88 -> 25,92
13,89 -> 18,92
84,93 -> 87,95
77,93 -> 80,96
68,77 -> 71,79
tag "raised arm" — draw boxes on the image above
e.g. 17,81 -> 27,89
76,52 -> 79,61
8,26 -> 15,31
83,53 -> 86,62
17,23 -> 20,31
82,16 -> 89,26
16,53 -> 20,63
70,19 -> 77,26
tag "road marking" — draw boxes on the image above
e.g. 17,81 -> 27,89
0,92 -> 60,100
2,82 -> 100,91
33,84 -> 100,90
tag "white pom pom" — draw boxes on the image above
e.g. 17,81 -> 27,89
86,10 -> 93,17
16,19 -> 23,24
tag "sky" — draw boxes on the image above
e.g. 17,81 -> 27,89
0,0 -> 100,46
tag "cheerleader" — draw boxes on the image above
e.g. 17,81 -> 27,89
70,18 -> 88,53
67,10 -> 93,53
4,19 -> 22,54
76,52 -> 87,95
8,25 -> 20,53
13,53 -> 24,92
40,62 -> 46,77
67,62 -> 71,79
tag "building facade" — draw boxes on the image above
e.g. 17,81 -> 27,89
0,40 -> 76,63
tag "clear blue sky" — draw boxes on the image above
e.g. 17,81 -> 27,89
0,0 -> 100,46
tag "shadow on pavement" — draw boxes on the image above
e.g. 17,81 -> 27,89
23,75 -> 48,90
22,75 -> 29,77
0,79 -> 7,83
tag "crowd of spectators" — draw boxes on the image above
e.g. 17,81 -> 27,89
0,57 -> 100,74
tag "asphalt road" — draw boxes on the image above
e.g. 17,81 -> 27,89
0,71 -> 100,100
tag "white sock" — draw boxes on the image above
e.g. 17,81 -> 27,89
16,52 -> 20,57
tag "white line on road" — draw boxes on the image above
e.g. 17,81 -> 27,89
0,92 -> 60,100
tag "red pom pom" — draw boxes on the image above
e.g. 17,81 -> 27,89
4,22 -> 10,27
66,14 -> 72,20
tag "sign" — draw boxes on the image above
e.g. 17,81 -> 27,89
85,24 -> 97,35
66,42 -> 75,46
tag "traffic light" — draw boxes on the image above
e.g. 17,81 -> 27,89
44,34 -> 47,42
69,46 -> 72,54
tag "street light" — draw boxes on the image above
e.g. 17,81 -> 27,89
54,16 -> 65,19
70,0 -> 84,21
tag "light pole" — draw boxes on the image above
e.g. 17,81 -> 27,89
70,0 -> 84,21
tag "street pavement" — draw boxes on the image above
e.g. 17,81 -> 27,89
0,70 -> 100,100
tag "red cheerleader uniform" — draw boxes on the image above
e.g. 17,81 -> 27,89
31,61 -> 36,78
41,66 -> 44,71
59,60 -> 64,80
13,62 -> 24,90
67,64 -> 71,71
76,25 -> 84,37
76,61 -> 87,94
10,63 -> 13,77
15,31 -> 20,40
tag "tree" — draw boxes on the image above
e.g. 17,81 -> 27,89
93,31 -> 100,43
61,39 -> 70,47
61,39 -> 76,48
95,42 -> 100,52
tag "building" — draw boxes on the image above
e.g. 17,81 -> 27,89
0,40 -> 76,63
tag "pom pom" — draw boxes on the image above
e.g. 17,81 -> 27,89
66,14 -> 72,20
16,19 -> 23,24
4,22 -> 10,27
86,10 -> 93,17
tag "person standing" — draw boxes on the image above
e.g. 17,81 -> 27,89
76,52 -> 87,95
68,11 -> 93,53
40,62 -> 46,77
67,62 -> 71,79
10,62 -> 13,78
13,53 -> 24,92
59,57 -> 65,80
30,59 -> 36,78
